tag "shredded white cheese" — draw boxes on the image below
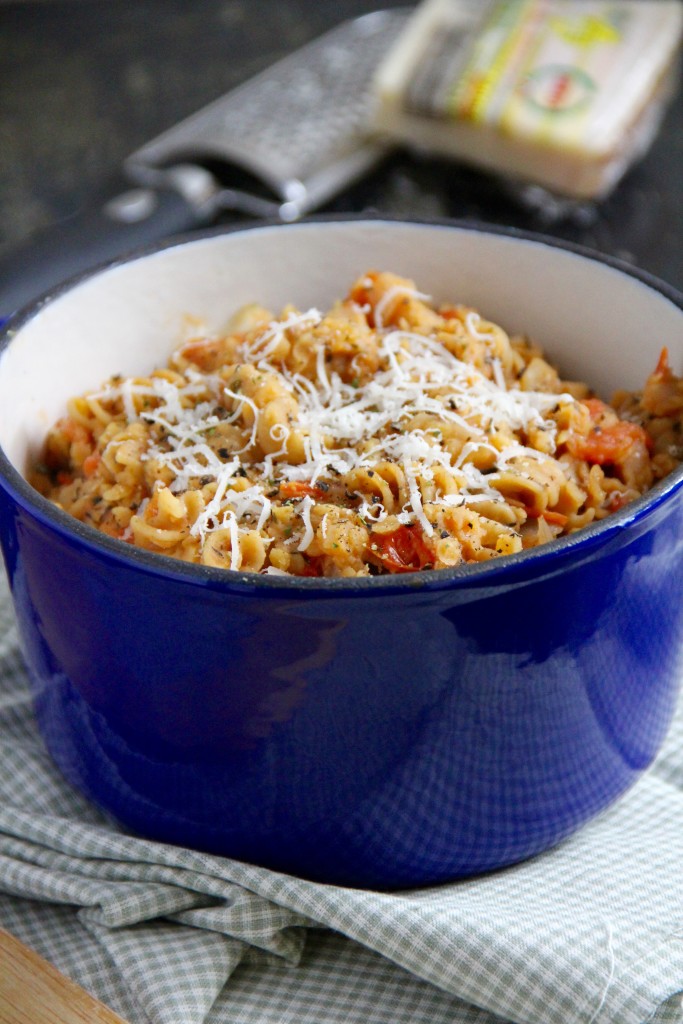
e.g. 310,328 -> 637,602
104,296 -> 575,566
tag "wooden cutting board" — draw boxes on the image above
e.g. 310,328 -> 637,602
0,928 -> 130,1024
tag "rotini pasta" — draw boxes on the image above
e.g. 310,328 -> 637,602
31,271 -> 683,578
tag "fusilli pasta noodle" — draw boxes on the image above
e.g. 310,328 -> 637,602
31,271 -> 683,578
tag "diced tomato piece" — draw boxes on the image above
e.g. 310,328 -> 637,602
56,417 -> 91,444
541,510 -> 568,527
581,398 -> 610,420
348,271 -> 378,304
179,337 -> 227,370
572,421 -> 653,464
654,346 -> 672,379
279,481 -> 327,501
82,452 -> 100,477
370,525 -> 434,573
99,521 -> 128,540
439,305 -> 464,321
523,507 -> 568,527
299,556 -> 323,578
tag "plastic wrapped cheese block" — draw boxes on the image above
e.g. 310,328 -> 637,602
372,0 -> 683,199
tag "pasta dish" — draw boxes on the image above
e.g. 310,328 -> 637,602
32,271 -> 683,577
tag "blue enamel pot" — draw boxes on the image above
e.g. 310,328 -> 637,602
1,220 -> 682,889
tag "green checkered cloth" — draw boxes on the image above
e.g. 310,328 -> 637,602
1,573 -> 682,1024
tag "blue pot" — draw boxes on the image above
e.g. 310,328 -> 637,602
1,220 -> 682,888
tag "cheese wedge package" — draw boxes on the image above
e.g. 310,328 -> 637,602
372,0 -> 683,200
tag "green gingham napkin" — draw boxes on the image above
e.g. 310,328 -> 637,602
1,572 -> 683,1024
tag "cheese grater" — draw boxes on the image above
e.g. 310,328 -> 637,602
125,9 -> 411,222
0,9 -> 410,315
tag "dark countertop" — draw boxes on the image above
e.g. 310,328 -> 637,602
1,0 -> 682,293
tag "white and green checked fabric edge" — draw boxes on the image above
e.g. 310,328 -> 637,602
1,571 -> 682,1024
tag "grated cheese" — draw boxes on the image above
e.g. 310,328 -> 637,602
296,495 -> 316,552
465,311 -> 494,341
99,293 -> 578,568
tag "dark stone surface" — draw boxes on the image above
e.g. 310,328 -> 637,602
1,0 -> 682,289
